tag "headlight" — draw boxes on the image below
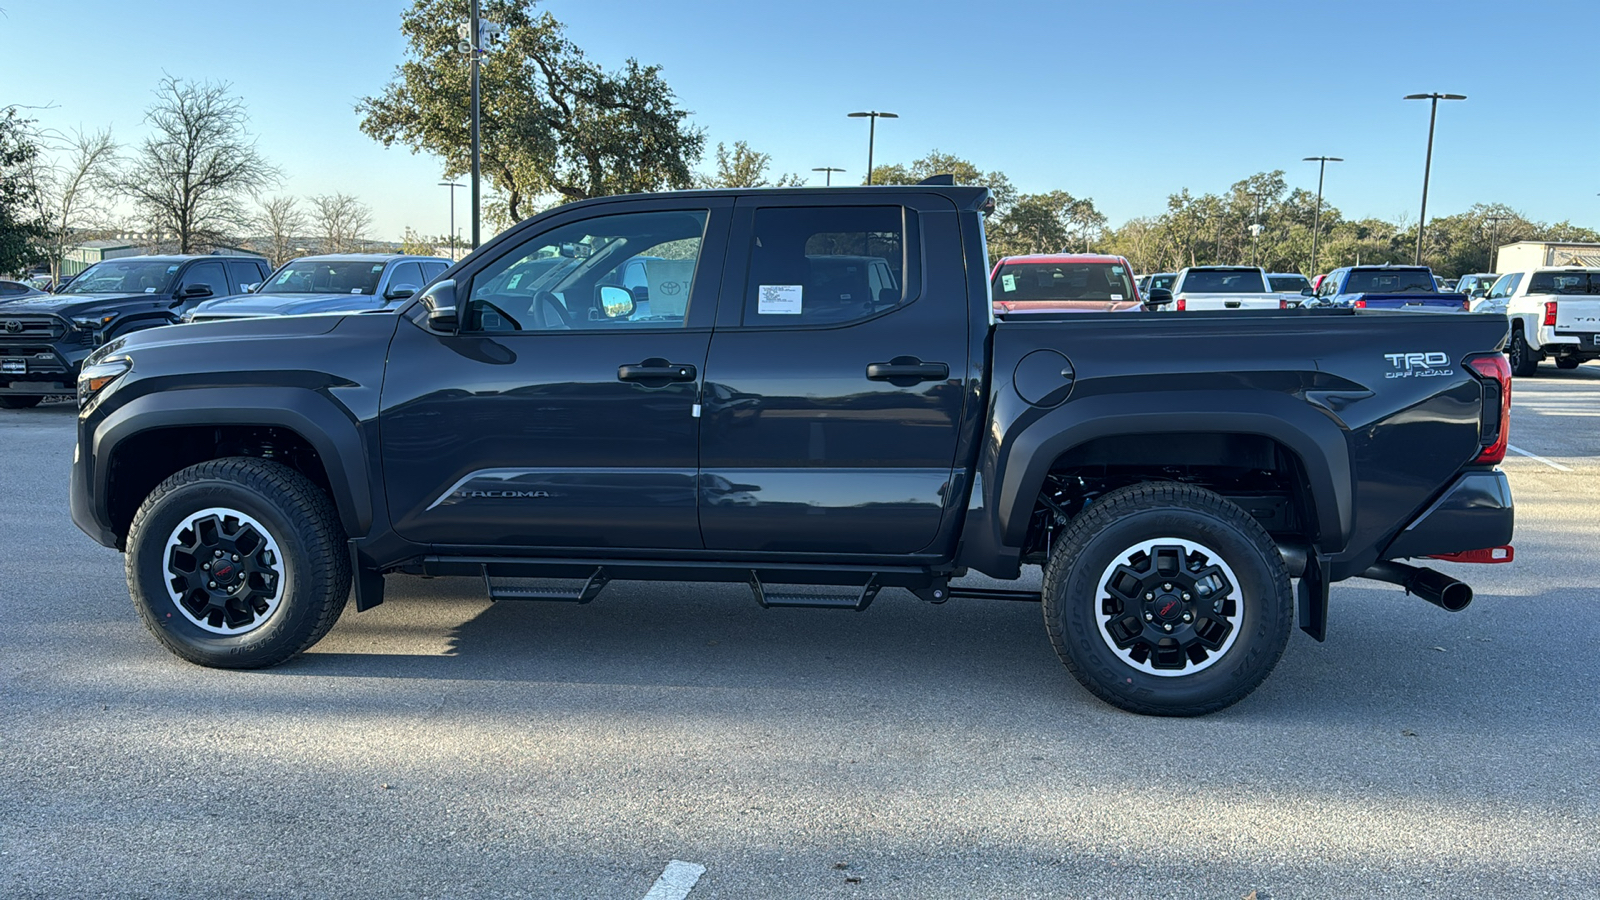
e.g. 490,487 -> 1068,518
77,356 -> 131,408
71,312 -> 119,331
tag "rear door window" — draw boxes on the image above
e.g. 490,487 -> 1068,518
741,205 -> 919,326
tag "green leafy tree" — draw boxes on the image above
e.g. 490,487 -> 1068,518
698,141 -> 802,188
359,0 -> 704,223
0,107 -> 48,274
988,190 -> 1107,258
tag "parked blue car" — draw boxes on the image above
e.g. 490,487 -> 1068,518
183,254 -> 451,322
1310,265 -> 1469,311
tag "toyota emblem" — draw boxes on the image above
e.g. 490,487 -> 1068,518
4,320 -> 21,334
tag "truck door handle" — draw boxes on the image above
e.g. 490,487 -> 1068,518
866,358 -> 949,384
618,359 -> 696,383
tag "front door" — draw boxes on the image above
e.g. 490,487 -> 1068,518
697,195 -> 970,555
380,201 -> 730,550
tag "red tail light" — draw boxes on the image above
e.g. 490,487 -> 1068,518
1466,353 -> 1511,464
1354,299 -> 1367,309
1176,298 -> 1186,311
1544,301 -> 1557,326
1279,299 -> 1288,309
1461,298 -> 1469,310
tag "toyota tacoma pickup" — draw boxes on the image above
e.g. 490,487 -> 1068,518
0,254 -> 270,408
1474,267 -> 1600,374
69,184 -> 1516,716
1160,266 -> 1283,311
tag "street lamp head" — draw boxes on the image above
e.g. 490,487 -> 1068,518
812,167 -> 845,172
848,111 -> 898,118
1303,156 -> 1344,163
1404,93 -> 1467,101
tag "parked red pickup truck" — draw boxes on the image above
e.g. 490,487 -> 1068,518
990,253 -> 1144,314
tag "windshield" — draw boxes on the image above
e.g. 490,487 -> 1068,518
1268,275 -> 1311,292
992,262 -> 1135,302
1181,270 -> 1265,293
1343,269 -> 1436,294
61,260 -> 180,294
1148,274 -> 1176,292
259,260 -> 388,295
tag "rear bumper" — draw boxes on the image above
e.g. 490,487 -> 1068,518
1383,470 -> 1513,560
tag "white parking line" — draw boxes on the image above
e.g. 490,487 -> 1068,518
1507,444 -> 1573,472
642,860 -> 706,900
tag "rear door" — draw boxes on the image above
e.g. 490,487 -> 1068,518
697,194 -> 970,555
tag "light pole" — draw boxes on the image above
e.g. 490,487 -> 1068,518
847,111 -> 897,185
1484,214 -> 1507,273
438,181 -> 463,260
1303,156 -> 1343,275
811,167 -> 845,187
1404,92 -> 1467,265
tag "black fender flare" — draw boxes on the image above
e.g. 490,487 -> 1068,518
91,386 -> 374,539
959,390 -> 1353,577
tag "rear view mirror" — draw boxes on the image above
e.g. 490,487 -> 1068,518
599,285 -> 635,318
417,279 -> 458,332
1143,287 -> 1174,309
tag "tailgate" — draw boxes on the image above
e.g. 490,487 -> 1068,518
1552,297 -> 1600,331
1356,293 -> 1468,310
1181,295 -> 1280,310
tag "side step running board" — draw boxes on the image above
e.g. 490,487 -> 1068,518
483,566 -> 609,603
750,572 -> 880,611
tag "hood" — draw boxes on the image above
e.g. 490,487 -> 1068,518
96,311 -> 348,362
189,292 -> 393,319
0,291 -> 178,319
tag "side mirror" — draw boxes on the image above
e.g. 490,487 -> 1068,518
417,278 -> 458,332
241,282 -> 261,293
1301,288 -> 1315,296
386,283 -> 419,301
599,285 -> 635,318
181,283 -> 213,299
1143,287 -> 1174,309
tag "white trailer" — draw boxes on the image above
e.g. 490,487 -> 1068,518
1495,241 -> 1600,273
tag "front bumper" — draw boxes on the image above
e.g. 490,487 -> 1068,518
1383,470 -> 1514,560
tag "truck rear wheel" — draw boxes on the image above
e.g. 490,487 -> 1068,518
1508,327 -> 1539,377
1556,357 -> 1581,370
125,458 -> 350,668
1041,483 -> 1293,716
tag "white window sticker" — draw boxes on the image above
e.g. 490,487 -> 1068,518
507,274 -> 523,289
144,287 -> 157,293
1111,266 -> 1124,275
372,265 -> 384,272
1110,293 -> 1123,300
350,288 -> 362,294
759,284 -> 803,314
1001,274 -> 1016,292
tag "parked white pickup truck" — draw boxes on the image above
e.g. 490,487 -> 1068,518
1161,266 -> 1283,311
1477,267 -> 1600,374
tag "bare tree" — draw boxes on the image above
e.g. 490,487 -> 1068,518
122,76 -> 278,253
309,193 -> 373,253
254,196 -> 306,266
29,127 -> 119,282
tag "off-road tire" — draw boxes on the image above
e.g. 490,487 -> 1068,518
0,395 -> 43,409
125,457 -> 350,668
1041,482 -> 1293,716
1509,327 -> 1539,377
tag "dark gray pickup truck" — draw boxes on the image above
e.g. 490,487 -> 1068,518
70,183 -> 1515,716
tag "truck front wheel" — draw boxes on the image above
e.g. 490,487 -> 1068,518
1041,483 -> 1293,716
1509,327 -> 1539,377
125,458 -> 351,668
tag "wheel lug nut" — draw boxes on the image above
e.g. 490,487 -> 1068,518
1163,583 -> 1172,591
1182,592 -> 1191,601
1144,612 -> 1153,621
214,550 -> 223,558
1163,624 -> 1173,632
1145,593 -> 1154,600
231,554 -> 240,562
208,581 -> 216,588
202,562 -> 210,571
1182,613 -> 1192,622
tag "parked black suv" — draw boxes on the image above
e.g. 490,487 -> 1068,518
0,254 -> 269,408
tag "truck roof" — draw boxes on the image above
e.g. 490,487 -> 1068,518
994,253 -> 1128,266
572,184 -> 995,212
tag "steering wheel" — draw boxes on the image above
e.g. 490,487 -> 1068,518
473,298 -> 521,331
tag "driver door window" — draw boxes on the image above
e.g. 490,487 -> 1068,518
465,210 -> 709,332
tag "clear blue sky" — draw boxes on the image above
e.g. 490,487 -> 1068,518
6,0 -> 1596,241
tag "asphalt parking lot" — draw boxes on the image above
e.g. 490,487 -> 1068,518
2,367 -> 1597,900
